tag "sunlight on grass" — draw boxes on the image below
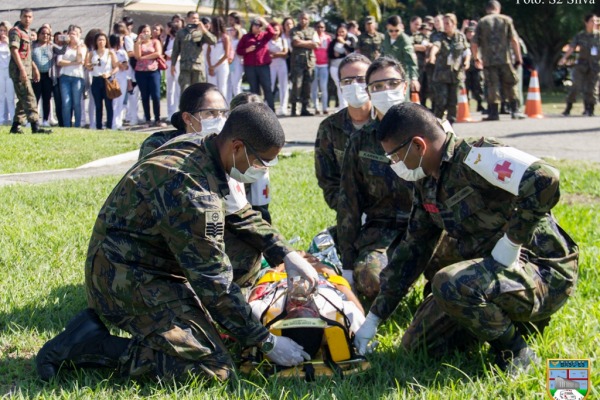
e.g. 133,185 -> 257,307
0,153 -> 597,399
0,127 -> 149,174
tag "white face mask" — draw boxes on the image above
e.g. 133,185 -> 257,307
341,83 -> 369,108
389,141 -> 427,181
229,146 -> 268,184
201,116 -> 226,134
370,89 -> 405,115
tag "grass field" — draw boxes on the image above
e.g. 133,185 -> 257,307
0,151 -> 598,399
0,127 -> 148,174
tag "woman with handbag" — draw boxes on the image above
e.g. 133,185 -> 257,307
85,32 -> 118,130
134,24 -> 166,127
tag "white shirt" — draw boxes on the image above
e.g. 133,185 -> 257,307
58,46 -> 85,78
90,50 -> 113,77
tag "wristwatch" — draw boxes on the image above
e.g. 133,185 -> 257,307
258,333 -> 276,354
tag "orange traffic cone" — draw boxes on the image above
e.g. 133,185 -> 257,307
456,87 -> 473,122
411,91 -> 420,103
525,70 -> 543,118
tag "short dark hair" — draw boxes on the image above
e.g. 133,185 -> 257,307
366,56 -> 406,84
584,13 -> 597,23
172,14 -> 183,22
386,15 -> 402,27
171,82 -> 225,130
486,0 -> 501,12
187,11 -> 198,18
410,16 -> 422,24
338,53 -> 371,80
230,92 -> 262,110
377,103 -> 443,143
109,33 -> 121,49
93,32 -> 108,50
20,8 -> 33,17
122,16 -> 134,26
220,103 -> 285,152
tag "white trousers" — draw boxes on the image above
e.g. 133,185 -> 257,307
330,62 -> 347,109
166,59 -> 180,119
228,57 -> 243,103
270,58 -> 289,115
112,72 -> 129,129
207,62 -> 230,101
0,68 -> 15,124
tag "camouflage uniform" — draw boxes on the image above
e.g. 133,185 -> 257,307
368,131 -> 578,356
290,25 -> 316,112
565,30 -> 600,105
171,25 -> 216,92
138,131 -> 264,287
431,31 -> 469,121
472,14 -> 519,104
357,31 -> 385,61
8,21 -> 39,126
381,32 -> 419,101
424,30 -> 443,109
465,37 -> 484,110
337,120 -> 413,299
314,108 -> 372,211
138,129 -> 183,159
86,134 -> 294,379
412,31 -> 429,105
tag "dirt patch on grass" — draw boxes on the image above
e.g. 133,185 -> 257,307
560,193 -> 600,205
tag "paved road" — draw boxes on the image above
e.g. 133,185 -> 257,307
0,111 -> 598,187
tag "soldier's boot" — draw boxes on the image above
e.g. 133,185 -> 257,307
10,122 -> 24,134
291,104 -> 297,117
36,308 -> 130,381
510,100 -> 527,120
589,103 -> 595,117
489,325 -> 540,376
300,105 -> 313,117
31,121 -> 52,134
476,101 -> 486,113
583,102 -> 594,117
499,101 -> 510,115
483,103 -> 500,121
561,102 -> 573,116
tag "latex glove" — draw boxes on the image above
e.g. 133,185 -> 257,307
341,269 -> 354,286
283,251 -> 319,288
264,334 -> 311,366
491,233 -> 521,267
354,312 -> 381,355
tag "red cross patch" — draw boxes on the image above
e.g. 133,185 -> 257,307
494,160 -> 513,182
423,203 -> 439,213
262,184 -> 270,198
235,182 -> 244,193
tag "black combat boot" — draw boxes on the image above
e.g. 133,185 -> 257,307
510,100 -> 526,120
561,102 -> 573,116
499,101 -> 510,114
589,103 -> 595,117
36,308 -> 130,381
476,101 -> 486,113
10,122 -> 24,134
300,105 -> 313,116
489,325 -> 540,376
31,121 -> 52,134
483,103 -> 499,121
291,104 -> 297,117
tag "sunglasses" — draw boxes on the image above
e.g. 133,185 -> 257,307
243,141 -> 278,168
387,29 -> 399,33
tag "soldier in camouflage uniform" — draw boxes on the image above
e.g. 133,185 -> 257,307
380,16 -> 420,102
355,103 -> 578,374
429,14 -> 470,123
314,53 -> 373,212
409,16 -> 429,106
336,57 -> 413,300
357,16 -> 385,61
171,11 -> 216,93
290,12 -> 318,116
36,103 -> 318,382
464,22 -> 485,113
471,0 -> 523,121
8,8 -> 51,134
559,13 -> 600,117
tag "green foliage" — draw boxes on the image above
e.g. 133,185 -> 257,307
0,153 -> 598,398
0,127 -> 149,174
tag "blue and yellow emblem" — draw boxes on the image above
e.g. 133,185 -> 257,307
546,359 -> 591,399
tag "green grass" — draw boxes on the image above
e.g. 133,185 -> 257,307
0,153 -> 598,399
0,127 -> 149,174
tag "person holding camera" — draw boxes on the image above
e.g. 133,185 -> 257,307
171,11 -> 216,92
